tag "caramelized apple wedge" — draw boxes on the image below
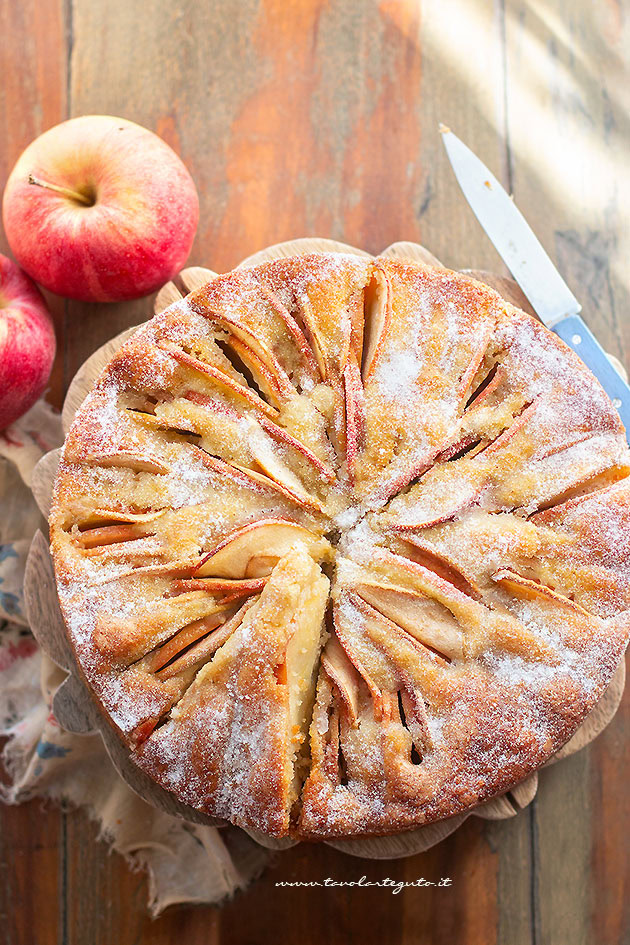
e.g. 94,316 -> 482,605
259,415 -> 336,483
258,284 -> 322,385
463,362 -> 507,412
223,333 -> 295,408
455,322 -> 495,401
78,508 -> 167,528
234,460 -> 325,513
169,576 -> 266,596
398,538 -> 480,599
124,603 -> 257,748
127,409 -> 197,437
205,311 -> 296,390
194,520 -> 332,579
191,446 -> 324,512
155,596 -> 258,680
84,451 -> 170,475
143,611 -> 232,674
77,523 -> 149,550
93,591 -> 236,665
372,455 -> 435,506
343,352 -> 366,483
361,267 -> 392,381
368,550 -> 556,662
481,400 -> 536,454
434,433 -> 484,464
354,580 -> 464,661
530,464 -> 630,519
334,592 -> 454,725
492,568 -> 593,618
180,390 -> 336,484
154,395 -> 327,511
86,558 -> 202,586
321,633 -> 361,725
246,427 -> 325,510
80,534 -> 163,561
158,341 -> 278,418
295,291 -> 329,381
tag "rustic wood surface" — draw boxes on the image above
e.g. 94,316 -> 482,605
1,1 -> 629,943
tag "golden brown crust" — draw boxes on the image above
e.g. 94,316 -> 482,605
50,253 -> 630,839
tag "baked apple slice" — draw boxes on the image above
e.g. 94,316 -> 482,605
361,266 -> 392,381
300,594 -> 453,832
220,333 -> 295,408
257,283 -> 322,387
76,507 -> 167,527
191,295 -> 300,393
284,291 -> 350,459
75,522 -> 148,550
185,390 -> 336,483
155,597 -> 258,681
258,414 -> 336,482
334,592 -> 453,708
142,612 -> 233,674
294,291 -> 328,381
125,597 -> 260,747
245,425 -> 326,509
194,519 -> 332,579
191,446 -> 325,512
158,340 -> 279,419
169,576 -> 266,596
491,567 -> 609,652
78,531 -> 163,562
153,394 -> 333,509
396,536 -> 480,599
320,632 -> 361,725
343,352 -> 367,483
92,590 -> 237,665
353,580 -> 464,661
83,451 -> 170,475
364,549 -> 557,662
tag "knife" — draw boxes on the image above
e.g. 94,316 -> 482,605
440,126 -> 630,437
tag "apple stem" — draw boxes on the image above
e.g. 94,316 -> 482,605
27,174 -> 93,206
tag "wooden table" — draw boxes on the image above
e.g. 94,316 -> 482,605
1,2 -> 629,942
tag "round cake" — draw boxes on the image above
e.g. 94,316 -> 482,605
49,252 -> 630,839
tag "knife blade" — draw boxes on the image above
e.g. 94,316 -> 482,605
440,125 -> 630,436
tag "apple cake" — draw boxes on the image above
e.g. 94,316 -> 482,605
49,253 -> 630,839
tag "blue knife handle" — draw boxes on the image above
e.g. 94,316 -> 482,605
553,315 -> 630,440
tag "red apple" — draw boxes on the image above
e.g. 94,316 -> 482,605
2,116 -> 199,302
0,254 -> 56,430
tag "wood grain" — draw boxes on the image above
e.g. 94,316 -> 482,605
1,0 -> 629,943
0,0 -> 68,411
0,3 -> 66,943
503,4 -> 630,943
0,803 -> 64,945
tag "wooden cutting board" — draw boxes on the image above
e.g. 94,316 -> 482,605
24,238 -> 627,859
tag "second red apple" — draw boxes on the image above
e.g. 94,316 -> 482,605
0,254 -> 56,430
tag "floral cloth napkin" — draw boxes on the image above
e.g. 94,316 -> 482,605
0,399 -> 268,915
